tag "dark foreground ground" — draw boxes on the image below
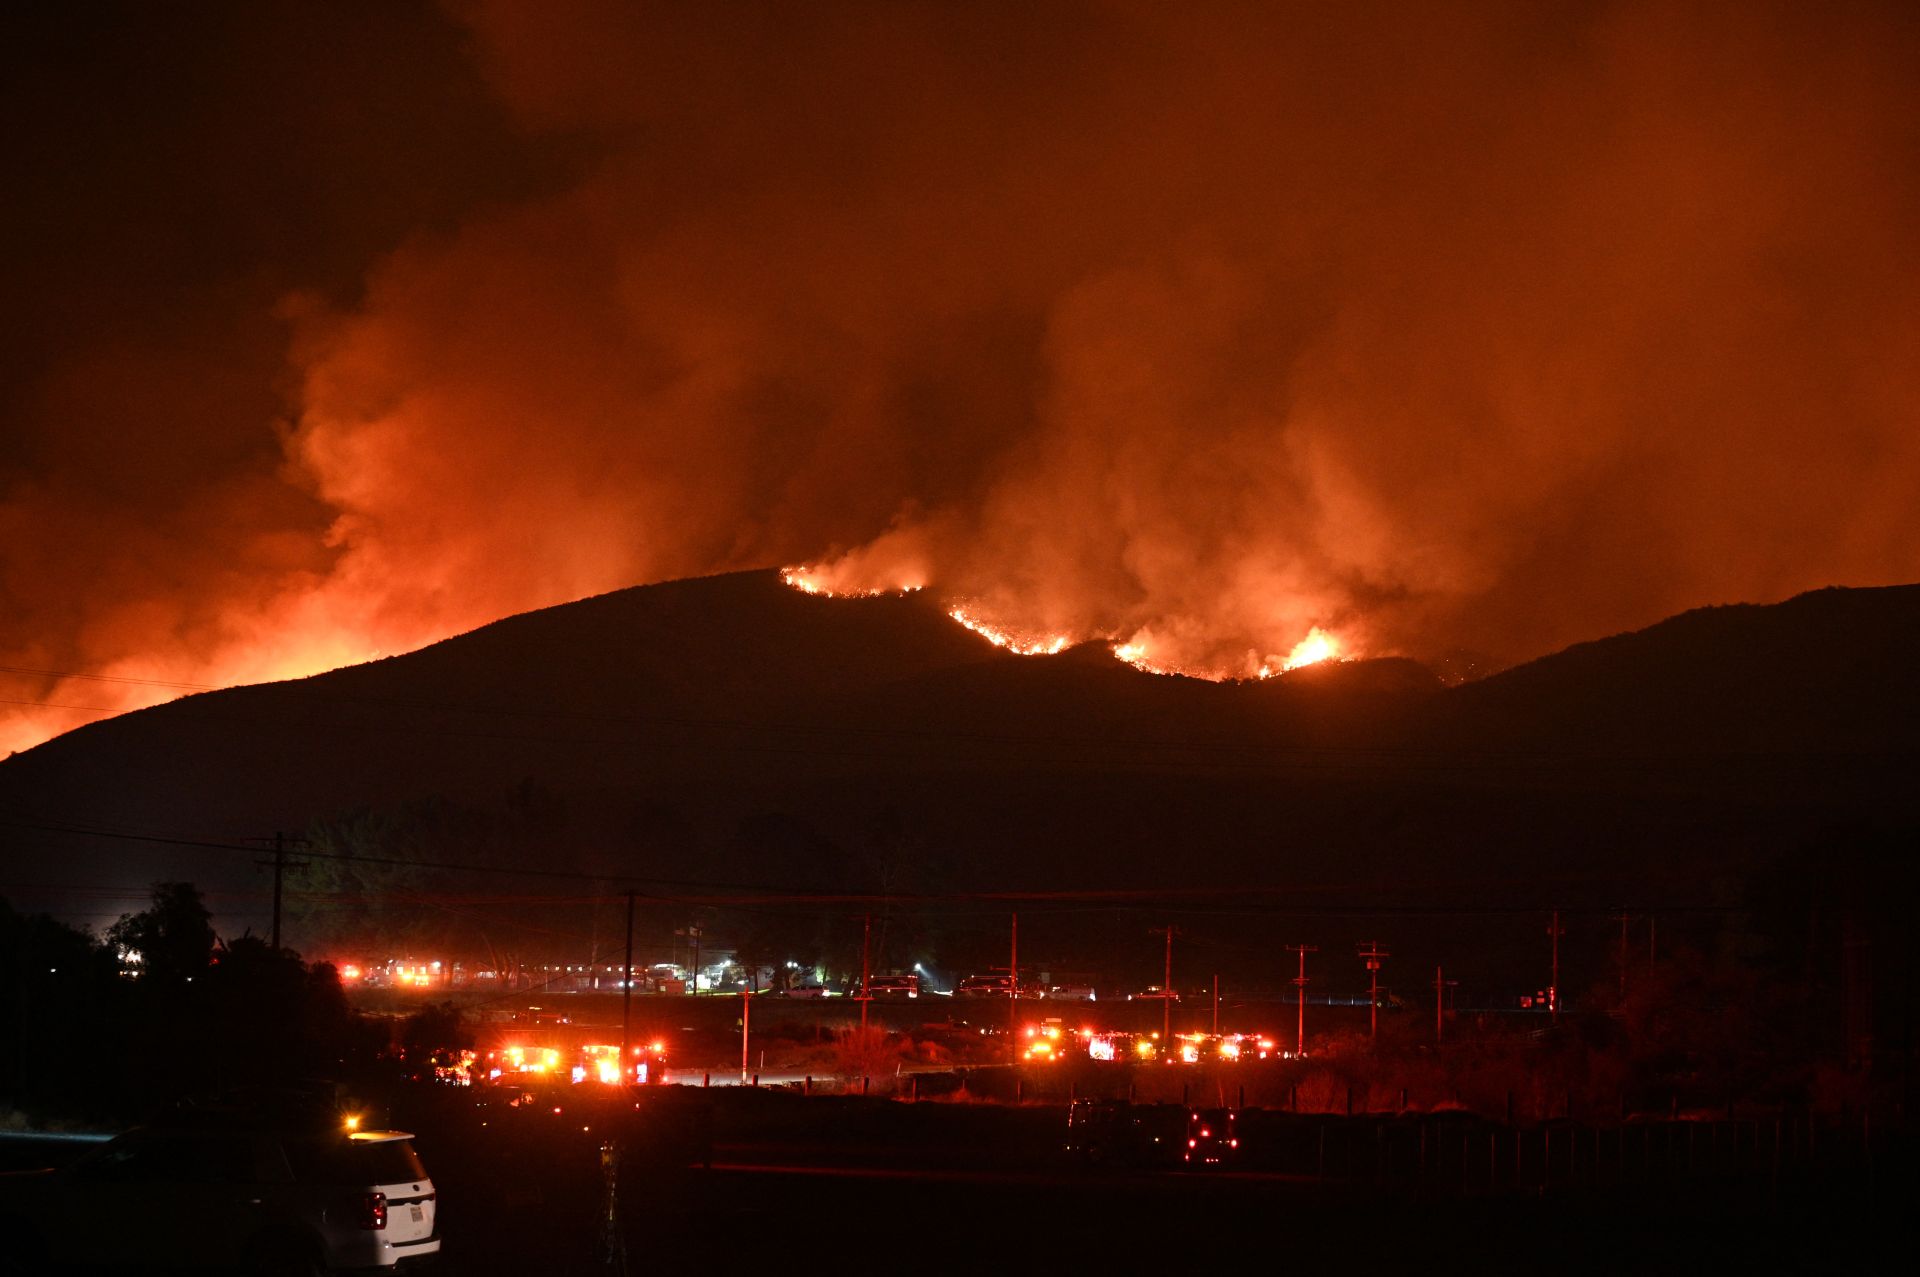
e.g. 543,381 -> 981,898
3,1086 -> 1907,1274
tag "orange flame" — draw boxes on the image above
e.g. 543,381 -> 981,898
947,607 -> 1070,656
1279,626 -> 1341,672
1112,639 -> 1181,676
781,568 -> 1356,683
779,565 -> 923,598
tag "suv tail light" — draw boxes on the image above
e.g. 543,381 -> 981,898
356,1191 -> 388,1230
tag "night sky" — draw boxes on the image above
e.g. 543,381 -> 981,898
5,0 -> 1918,754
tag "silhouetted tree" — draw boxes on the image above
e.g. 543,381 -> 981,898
398,1002 -> 472,1077
108,881 -> 214,987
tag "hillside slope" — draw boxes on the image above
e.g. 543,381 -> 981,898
2,573 -> 1915,929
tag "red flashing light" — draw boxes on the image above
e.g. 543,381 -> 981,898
357,1191 -> 387,1231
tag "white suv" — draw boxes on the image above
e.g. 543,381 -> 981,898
0,1114 -> 440,1273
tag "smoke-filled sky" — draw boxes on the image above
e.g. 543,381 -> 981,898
4,0 -> 1917,753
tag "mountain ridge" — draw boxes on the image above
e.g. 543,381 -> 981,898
3,571 -> 1915,930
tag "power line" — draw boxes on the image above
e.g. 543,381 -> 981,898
2,811 -> 1758,915
0,664 -> 213,691
0,696 -> 127,714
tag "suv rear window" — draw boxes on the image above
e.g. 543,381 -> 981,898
284,1137 -> 427,1186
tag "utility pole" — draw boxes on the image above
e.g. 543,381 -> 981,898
621,891 -> 635,1079
271,832 -> 286,952
1008,912 -> 1019,1065
1286,944 -> 1318,1057
858,913 -> 872,1033
1357,943 -> 1390,1038
251,832 -> 307,953
1150,926 -> 1179,1047
740,986 -> 751,1083
1548,910 -> 1565,1024
1211,973 -> 1220,1036
1435,966 -> 1458,1042
1611,911 -> 1633,999
674,924 -> 704,993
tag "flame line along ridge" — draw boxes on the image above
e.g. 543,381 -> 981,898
781,564 -> 1348,681
945,607 -> 1071,656
778,566 -> 924,598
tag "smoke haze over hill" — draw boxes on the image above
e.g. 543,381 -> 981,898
5,1 -> 1919,751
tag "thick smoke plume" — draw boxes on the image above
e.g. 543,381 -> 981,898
4,1 -> 1918,751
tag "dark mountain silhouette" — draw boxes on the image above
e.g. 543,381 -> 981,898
2,571 -> 1915,936
1447,585 -> 1920,755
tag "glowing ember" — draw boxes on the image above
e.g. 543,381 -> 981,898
780,565 -> 922,598
1279,626 -> 1341,671
947,607 -> 1069,656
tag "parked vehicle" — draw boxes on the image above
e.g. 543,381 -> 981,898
863,974 -> 920,999
0,1108 -> 440,1273
956,975 -> 1013,997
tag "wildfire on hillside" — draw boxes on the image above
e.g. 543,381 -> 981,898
947,608 -> 1070,656
779,566 -> 924,599
1112,640 -> 1182,677
5,4 -> 1912,760
778,568 -> 1352,682
1272,626 -> 1341,675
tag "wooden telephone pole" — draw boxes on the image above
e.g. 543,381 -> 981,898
1149,926 -> 1180,1048
1548,910 -> 1565,1024
252,832 -> 307,953
1357,942 -> 1390,1038
1008,912 -> 1019,1064
1286,944 -> 1318,1057
620,891 -> 635,1079
1611,911 -> 1635,999
858,913 -> 872,1032
1435,965 -> 1458,1042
